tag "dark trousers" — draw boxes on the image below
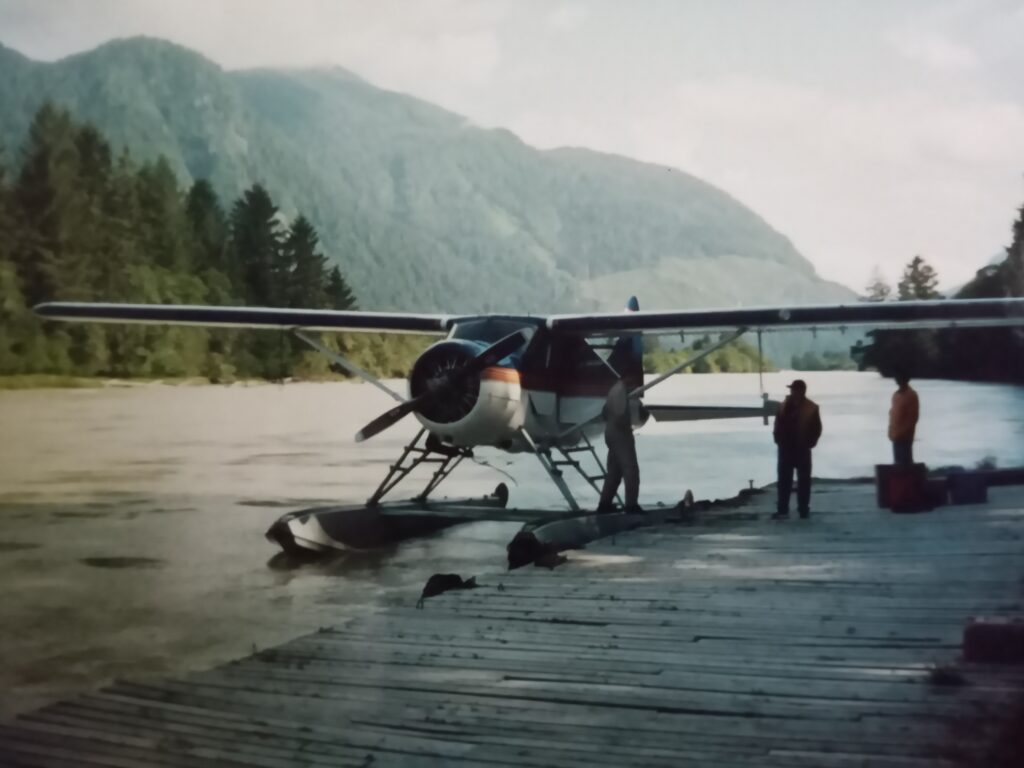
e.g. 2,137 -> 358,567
599,429 -> 639,509
778,447 -> 812,516
892,440 -> 913,466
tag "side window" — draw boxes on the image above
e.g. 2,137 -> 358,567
552,335 -> 618,389
451,318 -> 534,344
607,334 -> 644,385
518,328 -> 550,375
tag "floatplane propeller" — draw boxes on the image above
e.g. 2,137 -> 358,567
355,329 -> 528,443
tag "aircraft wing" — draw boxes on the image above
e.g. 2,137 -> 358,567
33,302 -> 462,334
547,298 -> 1024,336
34,297 -> 1024,336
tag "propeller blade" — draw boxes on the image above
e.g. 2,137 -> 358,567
355,395 -> 426,443
458,330 -> 527,377
353,329 -> 527,442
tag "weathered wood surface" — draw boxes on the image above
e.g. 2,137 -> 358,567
3,483 -> 1023,767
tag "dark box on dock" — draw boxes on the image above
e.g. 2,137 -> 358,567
947,472 -> 988,505
964,617 -> 1024,663
875,463 -> 932,512
925,477 -> 948,507
875,464 -> 893,508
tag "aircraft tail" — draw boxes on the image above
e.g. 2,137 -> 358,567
609,296 -> 644,385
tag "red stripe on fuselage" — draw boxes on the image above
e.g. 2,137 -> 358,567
481,366 -> 521,384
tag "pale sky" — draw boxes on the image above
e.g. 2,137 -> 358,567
2,0 -> 1023,293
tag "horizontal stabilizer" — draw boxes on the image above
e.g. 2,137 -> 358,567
647,401 -> 781,422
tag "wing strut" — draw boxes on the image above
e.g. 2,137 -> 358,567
554,327 -> 749,442
632,327 -> 748,400
757,329 -> 764,397
293,330 -> 406,404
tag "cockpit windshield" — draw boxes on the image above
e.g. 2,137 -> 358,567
450,317 -> 539,344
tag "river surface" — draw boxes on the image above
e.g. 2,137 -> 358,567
1,371 -> 1022,717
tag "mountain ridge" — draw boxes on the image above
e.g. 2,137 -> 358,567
0,36 -> 857,322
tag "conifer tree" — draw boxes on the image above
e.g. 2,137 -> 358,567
230,184 -> 285,307
186,179 -> 230,280
865,256 -> 943,377
897,256 -> 940,300
14,103 -> 90,305
0,141 -> 15,265
327,265 -> 357,310
136,157 -> 190,273
228,184 -> 291,377
0,142 -> 27,373
74,125 -> 113,204
863,267 -> 891,301
1003,204 -> 1023,297
284,215 -> 327,308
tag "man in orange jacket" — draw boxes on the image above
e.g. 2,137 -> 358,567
771,379 -> 823,520
889,373 -> 919,466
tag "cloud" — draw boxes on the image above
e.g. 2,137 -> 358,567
646,76 -> 1024,288
0,0 -> 508,91
546,3 -> 589,31
886,29 -> 979,73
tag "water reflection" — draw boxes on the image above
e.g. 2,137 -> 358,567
266,546 -> 398,575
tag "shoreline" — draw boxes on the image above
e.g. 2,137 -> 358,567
0,374 -> 359,390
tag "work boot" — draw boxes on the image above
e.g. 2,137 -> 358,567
799,510 -> 810,519
624,504 -> 645,515
595,502 -> 617,515
770,511 -> 789,520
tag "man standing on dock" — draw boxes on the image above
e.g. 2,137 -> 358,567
889,372 -> 919,466
772,379 -> 822,520
597,378 -> 642,514
597,295 -> 645,515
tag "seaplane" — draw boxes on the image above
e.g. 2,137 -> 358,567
34,296 -> 1024,555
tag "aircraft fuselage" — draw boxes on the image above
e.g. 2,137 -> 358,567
411,317 -> 643,452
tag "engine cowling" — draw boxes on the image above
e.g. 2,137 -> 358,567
409,340 -> 524,447
409,341 -> 480,423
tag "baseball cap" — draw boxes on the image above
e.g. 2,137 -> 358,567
787,379 -> 807,393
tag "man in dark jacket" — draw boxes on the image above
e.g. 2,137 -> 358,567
772,379 -> 822,519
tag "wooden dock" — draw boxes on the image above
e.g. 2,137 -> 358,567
3,482 -> 1024,767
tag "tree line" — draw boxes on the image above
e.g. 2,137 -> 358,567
858,205 -> 1024,383
644,334 -> 775,374
0,104 -> 428,382
791,350 -> 857,371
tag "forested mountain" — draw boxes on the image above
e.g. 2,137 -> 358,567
0,37 -> 855,318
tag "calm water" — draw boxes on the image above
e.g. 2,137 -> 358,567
1,371 -> 1022,716
638,370 -> 1024,501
